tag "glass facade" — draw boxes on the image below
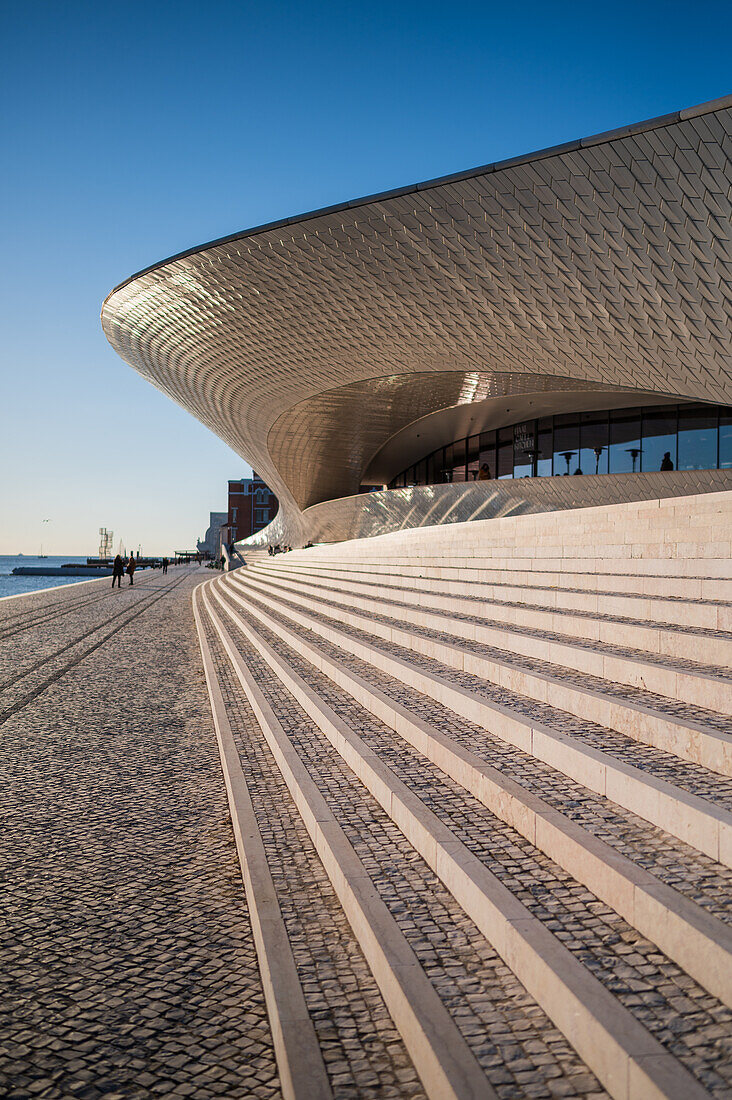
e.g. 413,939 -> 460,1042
388,403 -> 731,488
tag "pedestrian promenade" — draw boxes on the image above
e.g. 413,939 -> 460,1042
0,569 -> 281,1100
3,493 -> 731,1100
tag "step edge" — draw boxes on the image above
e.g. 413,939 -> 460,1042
192,584 -> 333,1100
223,578 -> 732,1007
235,574 -> 732,768
227,574 -> 732,867
217,583 -> 711,1100
204,583 -> 493,1100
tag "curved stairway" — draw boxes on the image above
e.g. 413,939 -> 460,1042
194,492 -> 732,1100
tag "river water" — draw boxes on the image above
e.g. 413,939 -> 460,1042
0,556 -> 91,600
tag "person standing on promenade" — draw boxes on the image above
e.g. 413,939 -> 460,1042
126,554 -> 136,586
112,554 -> 124,588
162,557 -> 168,574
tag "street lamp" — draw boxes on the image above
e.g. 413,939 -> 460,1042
593,446 -> 604,475
560,451 -> 576,476
626,447 -> 641,473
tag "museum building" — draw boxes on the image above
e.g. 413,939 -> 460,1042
102,94 -> 732,546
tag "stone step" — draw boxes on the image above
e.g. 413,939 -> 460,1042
233,570 -> 732,777
225,571 -> 732,867
362,523 -> 732,548
199,587 -> 614,1100
348,537 -> 731,561
192,587 -> 332,1100
193,590 -> 436,1099
302,551 -> 731,580
254,561 -> 732,665
198,585 -> 490,1100
302,517 -> 730,556
216,575 -> 732,1009
209,578 -> 725,1100
284,556 -> 732,609
428,527 -> 732,547
253,560 -> 732,681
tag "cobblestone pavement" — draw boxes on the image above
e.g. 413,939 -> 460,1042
0,582 -> 119,642
0,570 -> 280,1100
0,573 -> 193,723
268,569 -> 732,643
6,562 -> 729,1100
198,604 -> 425,1100
249,575 -> 732,730
225,586 -> 732,925
216,586 -> 732,1098
231,579 -> 732,810
298,567 -> 731,611
261,571 -> 732,674
211,592 -> 609,1100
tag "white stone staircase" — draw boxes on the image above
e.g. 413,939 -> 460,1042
195,491 -> 732,1100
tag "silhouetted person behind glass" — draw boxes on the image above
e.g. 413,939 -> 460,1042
660,452 -> 674,471
478,463 -> 491,481
112,554 -> 124,588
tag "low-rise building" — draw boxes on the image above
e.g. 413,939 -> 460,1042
226,474 -> 278,544
197,511 -> 227,558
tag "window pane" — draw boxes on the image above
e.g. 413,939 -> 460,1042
678,405 -> 718,470
536,418 -> 552,476
426,451 -> 440,484
720,411 -> 732,469
553,415 -> 580,476
415,459 -> 427,485
478,431 -> 495,480
451,438 -> 467,482
467,435 -> 480,480
579,412 -> 609,475
609,411 -> 641,473
496,427 -> 513,478
641,407 -> 677,472
513,421 -> 536,477
442,445 -> 454,482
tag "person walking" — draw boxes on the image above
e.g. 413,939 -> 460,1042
112,554 -> 124,588
162,556 -> 168,574
126,554 -> 137,586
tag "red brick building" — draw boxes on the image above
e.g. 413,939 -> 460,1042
226,473 -> 278,544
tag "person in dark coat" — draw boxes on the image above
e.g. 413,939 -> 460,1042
112,554 -> 124,588
162,557 -> 168,574
126,554 -> 136,586
660,452 -> 674,471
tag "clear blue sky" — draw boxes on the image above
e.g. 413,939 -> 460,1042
1,0 -> 730,554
